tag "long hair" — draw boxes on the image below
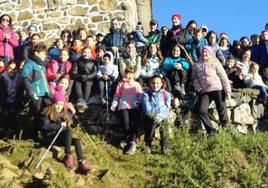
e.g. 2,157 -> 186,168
142,42 -> 163,66
41,103 -> 68,122
0,14 -> 13,28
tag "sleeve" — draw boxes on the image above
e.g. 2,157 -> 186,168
71,61 -> 83,80
111,81 -> 122,107
137,31 -> 148,44
162,57 -> 176,71
134,56 -> 142,79
8,31 -> 19,48
243,74 -> 252,86
110,65 -> 119,81
46,60 -> 57,82
21,61 -> 34,99
141,92 -> 152,114
39,115 -> 62,132
85,63 -> 97,80
180,58 -> 190,70
191,64 -> 202,92
119,58 -> 126,78
216,61 -> 231,95
96,66 -> 103,79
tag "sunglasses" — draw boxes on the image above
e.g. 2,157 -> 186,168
2,18 -> 10,22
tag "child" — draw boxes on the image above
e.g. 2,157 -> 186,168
162,44 -> 190,97
141,74 -> 171,155
71,47 -> 97,109
110,67 -> 143,155
140,42 -> 163,84
46,48 -> 72,96
97,51 -> 118,104
132,22 -> 148,55
38,89 -> 91,174
244,63 -> 268,100
119,41 -> 141,81
0,60 -> 23,131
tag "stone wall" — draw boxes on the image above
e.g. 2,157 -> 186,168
0,0 -> 152,45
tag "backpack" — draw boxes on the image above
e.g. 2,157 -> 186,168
147,90 -> 168,104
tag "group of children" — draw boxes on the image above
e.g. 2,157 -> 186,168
0,12 -> 268,173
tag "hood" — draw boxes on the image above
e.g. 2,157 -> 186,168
102,51 -> 114,64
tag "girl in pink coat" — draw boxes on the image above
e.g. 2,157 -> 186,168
0,14 -> 18,64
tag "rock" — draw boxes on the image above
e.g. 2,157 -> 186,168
226,98 -> 237,108
18,11 -> 33,21
251,101 -> 264,119
77,0 -> 87,4
47,0 -> 60,8
68,6 -> 88,16
2,3 -> 14,11
99,0 -> 118,11
32,0 -> 46,9
87,0 -> 97,4
236,124 -> 248,134
37,14 -> 46,19
19,0 -> 31,9
59,17 -> 70,24
91,16 -> 103,22
118,2 -> 128,11
47,11 -> 62,18
61,0 -> 78,5
168,111 -> 177,124
97,22 -> 110,34
43,23 -> 61,30
233,103 -> 255,125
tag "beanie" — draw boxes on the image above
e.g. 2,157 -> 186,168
53,85 -> 65,103
150,19 -> 158,26
172,13 -> 182,21
202,46 -> 214,55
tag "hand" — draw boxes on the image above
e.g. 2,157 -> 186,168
176,63 -> 182,70
102,75 -> 108,80
81,75 -> 87,82
111,47 -> 118,53
110,104 -> 116,111
61,122 -> 67,127
3,34 -> 10,40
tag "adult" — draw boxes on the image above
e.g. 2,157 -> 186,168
206,31 -> 225,64
0,14 -> 19,64
146,19 -> 161,46
192,46 -> 231,135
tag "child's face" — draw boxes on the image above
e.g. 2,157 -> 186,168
126,44 -> 136,56
96,36 -> 103,42
150,77 -> 163,92
226,59 -> 235,68
79,30 -> 87,40
55,101 -> 64,113
82,48 -> 91,59
194,31 -> 202,41
149,44 -> 157,55
96,49 -> 104,58
85,37 -> 95,47
242,50 -> 251,61
172,16 -> 180,26
59,78 -> 69,91
7,63 -> 17,77
56,39 -> 64,49
103,56 -> 110,65
172,46 -> 181,57
208,33 -> 217,44
250,65 -> 259,74
35,50 -> 47,61
125,72 -> 134,80
31,35 -> 40,45
60,50 -> 69,62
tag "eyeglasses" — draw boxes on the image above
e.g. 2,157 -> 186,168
2,18 -> 10,22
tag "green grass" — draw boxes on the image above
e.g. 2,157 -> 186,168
0,123 -> 268,188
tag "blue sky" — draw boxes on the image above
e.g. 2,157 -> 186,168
152,0 -> 268,42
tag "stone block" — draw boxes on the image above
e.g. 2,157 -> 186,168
98,22 -> 110,34
87,0 -> 98,4
68,6 -> 88,16
37,14 -> 46,19
2,3 -> 14,11
43,23 -> 60,30
47,0 -> 60,8
32,0 -> 47,9
91,15 -> 103,22
251,101 -> 264,119
99,0 -> 118,11
19,0 -> 30,9
233,103 -> 255,125
47,11 -> 62,18
61,0 -> 77,5
59,17 -> 70,24
18,11 -> 33,21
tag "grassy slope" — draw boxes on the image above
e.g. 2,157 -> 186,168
0,125 -> 268,188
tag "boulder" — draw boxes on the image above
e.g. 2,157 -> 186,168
233,103 -> 255,125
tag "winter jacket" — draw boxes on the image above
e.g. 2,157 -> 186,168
0,25 -> 18,59
141,88 -> 171,121
132,29 -> 148,48
46,60 -> 72,82
254,40 -> 268,66
48,47 -> 61,61
97,63 -> 118,81
244,73 -> 267,88
71,57 -> 97,82
140,55 -> 161,78
146,30 -> 161,45
119,55 -> 141,79
186,37 -> 208,62
209,43 -> 225,64
21,56 -> 50,99
112,78 -> 143,110
192,56 -> 231,96
104,28 -> 125,53
162,56 -> 190,73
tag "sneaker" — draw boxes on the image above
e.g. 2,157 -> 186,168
145,145 -> 152,154
78,160 -> 91,174
63,154 -> 75,170
125,142 -> 136,155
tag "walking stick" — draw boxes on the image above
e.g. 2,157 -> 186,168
105,81 -> 110,121
33,126 -> 64,175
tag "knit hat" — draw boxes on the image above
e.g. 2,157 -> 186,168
150,19 -> 158,25
53,85 -> 65,103
135,22 -> 143,31
202,46 -> 214,55
172,13 -> 182,21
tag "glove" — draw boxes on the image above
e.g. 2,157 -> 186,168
61,122 -> 67,127
110,104 -> 117,111
81,75 -> 88,82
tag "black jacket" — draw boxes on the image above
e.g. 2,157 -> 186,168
71,57 -> 97,82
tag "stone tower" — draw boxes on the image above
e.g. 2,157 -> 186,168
0,0 -> 152,45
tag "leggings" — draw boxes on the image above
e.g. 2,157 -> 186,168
75,80 -> 94,102
120,109 -> 140,142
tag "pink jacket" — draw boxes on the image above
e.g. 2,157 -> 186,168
192,57 -> 231,96
112,78 -> 143,110
0,25 -> 18,59
46,60 -> 72,82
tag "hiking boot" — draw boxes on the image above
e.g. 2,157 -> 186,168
145,145 -> 152,154
78,160 -> 91,174
63,154 -> 75,170
125,141 -> 136,155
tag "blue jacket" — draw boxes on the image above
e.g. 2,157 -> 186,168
104,28 -> 125,52
162,56 -> 190,73
141,89 -> 171,121
254,41 -> 268,66
21,57 -> 50,99
186,37 -> 208,62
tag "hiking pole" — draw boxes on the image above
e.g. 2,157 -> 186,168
73,115 -> 97,150
105,81 -> 109,121
33,126 -> 64,175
